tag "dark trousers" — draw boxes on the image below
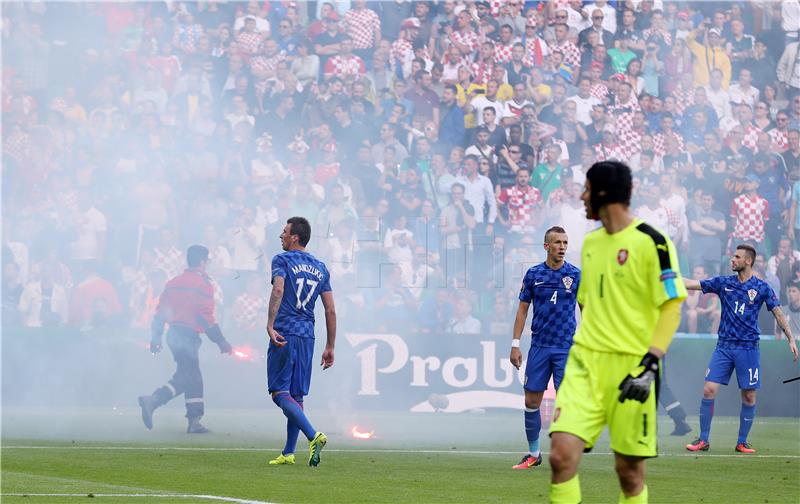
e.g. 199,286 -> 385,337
152,326 -> 205,418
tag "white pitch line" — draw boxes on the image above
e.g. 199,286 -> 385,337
1,494 -> 274,503
3,445 -> 798,459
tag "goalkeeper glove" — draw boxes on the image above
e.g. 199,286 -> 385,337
618,352 -> 659,403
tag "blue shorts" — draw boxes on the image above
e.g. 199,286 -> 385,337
524,346 -> 569,392
267,336 -> 315,397
705,346 -> 761,390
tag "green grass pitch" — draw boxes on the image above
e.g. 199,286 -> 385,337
2,408 -> 798,503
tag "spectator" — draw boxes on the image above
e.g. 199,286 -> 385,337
686,25 -> 732,89
497,167 -> 542,237
446,296 -> 481,334
2,261 -> 24,327
232,274 -> 267,331
687,189 -> 727,275
767,237 -> 800,304
730,174 -> 770,257
683,264 -> 721,334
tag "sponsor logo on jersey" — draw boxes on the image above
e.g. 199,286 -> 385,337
617,249 -> 629,265
748,289 -> 757,303
562,276 -> 573,290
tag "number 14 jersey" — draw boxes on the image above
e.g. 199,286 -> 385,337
519,262 -> 581,348
700,275 -> 779,349
271,250 -> 332,338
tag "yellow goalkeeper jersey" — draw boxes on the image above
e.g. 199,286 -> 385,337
575,219 -> 687,355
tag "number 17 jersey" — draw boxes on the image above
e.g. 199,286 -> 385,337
519,262 -> 581,348
271,250 -> 332,338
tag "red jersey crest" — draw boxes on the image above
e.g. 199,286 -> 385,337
617,249 -> 629,265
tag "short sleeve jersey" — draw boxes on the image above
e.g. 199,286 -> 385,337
700,275 -> 779,349
271,250 -> 332,338
519,262 -> 581,348
576,219 -> 687,355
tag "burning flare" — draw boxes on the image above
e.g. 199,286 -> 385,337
231,346 -> 252,361
350,426 -> 374,439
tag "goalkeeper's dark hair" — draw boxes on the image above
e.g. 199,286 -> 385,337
736,244 -> 757,265
187,245 -> 210,267
586,160 -> 633,210
287,216 -> 312,247
544,226 -> 567,243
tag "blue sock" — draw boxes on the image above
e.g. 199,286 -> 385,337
699,398 -> 714,442
273,392 -> 316,441
525,407 -> 541,456
738,403 -> 756,444
282,395 -> 304,455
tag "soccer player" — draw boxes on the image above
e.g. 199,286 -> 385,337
266,217 -> 337,467
683,244 -> 798,454
510,226 -> 581,470
549,161 -> 687,504
138,245 -> 233,434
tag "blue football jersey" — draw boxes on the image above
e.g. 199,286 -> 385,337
271,250 -> 332,338
700,275 -> 779,349
519,262 -> 581,348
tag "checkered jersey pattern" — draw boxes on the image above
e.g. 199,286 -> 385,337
271,250 -> 332,338
4,128 -> 31,162
617,127 -> 643,158
324,54 -> 366,79
593,142 -> 628,162
344,8 -> 380,50
498,185 -> 542,233
451,29 -> 480,56
546,187 -> 567,208
553,41 -> 581,69
642,28 -> 672,46
233,292 -> 267,330
470,61 -> 494,85
154,247 -> 184,279
494,41 -> 517,65
519,262 -> 581,348
768,128 -> 788,152
730,194 -> 769,242
590,82 -> 608,101
741,124 -> 761,151
391,38 -> 413,67
701,275 -> 779,348
173,24 -> 204,54
609,98 -> 640,137
235,31 -> 264,56
250,53 -> 284,77
525,37 -> 549,67
672,86 -> 692,115
652,131 -> 685,157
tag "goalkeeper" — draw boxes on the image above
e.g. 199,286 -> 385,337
548,161 -> 686,504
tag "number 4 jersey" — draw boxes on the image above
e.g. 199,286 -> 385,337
700,275 -> 779,349
519,262 -> 581,348
271,250 -> 332,338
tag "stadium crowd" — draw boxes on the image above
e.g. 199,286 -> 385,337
3,0 -> 800,337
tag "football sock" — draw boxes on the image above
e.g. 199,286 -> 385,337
618,485 -> 648,503
550,475 -> 581,504
699,398 -> 714,442
282,395 -> 304,455
273,392 -> 315,440
737,403 -> 756,444
525,407 -> 541,456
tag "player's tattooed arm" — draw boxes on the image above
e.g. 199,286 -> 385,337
267,276 -> 287,347
772,307 -> 799,362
